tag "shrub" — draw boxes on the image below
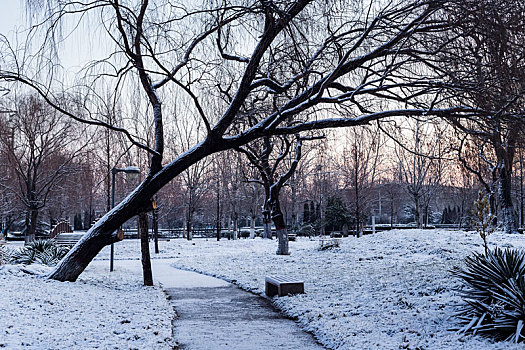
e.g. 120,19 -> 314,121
452,248 -> 525,342
10,240 -> 70,266
297,224 -> 317,237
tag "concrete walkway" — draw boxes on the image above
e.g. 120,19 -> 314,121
94,259 -> 325,350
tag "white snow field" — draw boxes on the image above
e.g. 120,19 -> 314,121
2,229 -> 525,349
0,260 -> 173,349
101,229 -> 525,349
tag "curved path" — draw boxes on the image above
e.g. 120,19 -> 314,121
94,259 -> 325,350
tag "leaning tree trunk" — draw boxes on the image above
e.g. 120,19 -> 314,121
139,211 -> 153,286
47,140 -> 215,282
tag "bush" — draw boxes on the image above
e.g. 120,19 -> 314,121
10,240 -> 70,266
239,229 -> 250,238
452,248 -> 525,342
297,224 -> 317,237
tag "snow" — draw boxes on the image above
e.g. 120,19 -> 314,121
99,229 -> 525,349
3,229 -> 525,349
0,259 -> 173,349
91,258 -> 230,289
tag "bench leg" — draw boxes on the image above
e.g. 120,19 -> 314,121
265,282 -> 279,297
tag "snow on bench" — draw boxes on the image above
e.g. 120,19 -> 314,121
265,275 -> 304,297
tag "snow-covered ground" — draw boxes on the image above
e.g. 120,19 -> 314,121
0,256 -> 173,349
3,229 -> 524,349
101,229 -> 525,349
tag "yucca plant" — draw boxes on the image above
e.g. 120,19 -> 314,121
452,248 -> 525,342
10,240 -> 70,266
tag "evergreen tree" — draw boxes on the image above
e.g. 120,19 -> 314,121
325,196 -> 350,232
303,202 -> 310,224
73,214 -> 83,231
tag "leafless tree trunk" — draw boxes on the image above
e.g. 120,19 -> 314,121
152,199 -> 159,254
138,211 -> 153,286
340,127 -> 382,236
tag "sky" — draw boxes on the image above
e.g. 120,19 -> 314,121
0,0 -> 114,86
0,1 -> 24,39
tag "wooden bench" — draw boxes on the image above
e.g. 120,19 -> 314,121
288,234 -> 297,241
265,276 -> 304,297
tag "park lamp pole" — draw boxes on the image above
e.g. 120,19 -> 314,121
110,166 -> 140,272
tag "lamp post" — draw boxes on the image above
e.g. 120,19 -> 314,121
110,166 -> 140,272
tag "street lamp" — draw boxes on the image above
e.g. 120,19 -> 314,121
110,166 -> 140,272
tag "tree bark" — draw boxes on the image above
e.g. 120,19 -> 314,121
270,195 -> 289,255
227,214 -> 232,240
25,206 -> 38,244
152,205 -> 159,254
186,209 -> 193,241
262,207 -> 272,239
216,176 -> 221,241
139,211 -> 153,286
232,211 -> 238,240
520,149 -> 524,228
290,173 -> 297,232
498,163 -> 518,234
249,214 -> 256,239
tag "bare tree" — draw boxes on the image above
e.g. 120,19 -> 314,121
340,126 -> 383,236
239,164 -> 263,239
238,134 -> 308,254
0,0 -> 474,281
0,123 -> 20,237
437,0 -> 525,233
394,120 -> 446,228
0,95 -> 85,242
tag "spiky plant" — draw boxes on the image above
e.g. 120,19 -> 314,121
452,248 -> 525,342
10,240 -> 70,266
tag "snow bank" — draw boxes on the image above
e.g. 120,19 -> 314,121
103,229 -> 525,349
0,260 -> 172,349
